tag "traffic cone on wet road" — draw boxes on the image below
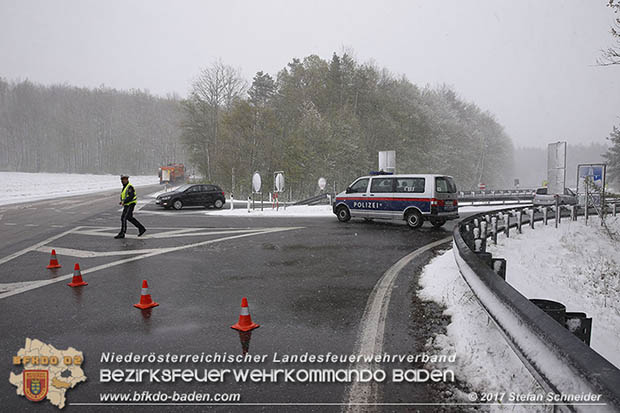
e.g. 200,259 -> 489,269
231,297 -> 259,331
67,263 -> 88,287
46,249 -> 62,269
134,280 -> 159,309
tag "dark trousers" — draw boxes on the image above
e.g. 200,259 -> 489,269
120,204 -> 145,234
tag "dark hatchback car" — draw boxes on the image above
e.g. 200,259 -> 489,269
155,184 -> 226,210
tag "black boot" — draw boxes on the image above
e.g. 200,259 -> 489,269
138,228 -> 147,237
114,232 -> 125,239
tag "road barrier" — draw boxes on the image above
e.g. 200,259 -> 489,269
453,203 -> 620,412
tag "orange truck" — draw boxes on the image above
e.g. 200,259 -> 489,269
158,163 -> 185,184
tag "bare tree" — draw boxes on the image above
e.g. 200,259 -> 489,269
599,1 -> 620,65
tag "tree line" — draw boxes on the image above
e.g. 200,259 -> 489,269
0,78 -> 183,175
0,52 -> 517,197
181,54 -> 515,199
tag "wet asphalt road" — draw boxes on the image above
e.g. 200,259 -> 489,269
0,188 -> 460,412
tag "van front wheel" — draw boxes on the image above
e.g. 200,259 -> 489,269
405,210 -> 423,229
336,206 -> 351,222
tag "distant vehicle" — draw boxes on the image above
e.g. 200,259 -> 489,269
158,163 -> 185,184
333,174 -> 459,228
533,187 -> 578,206
156,184 -> 225,210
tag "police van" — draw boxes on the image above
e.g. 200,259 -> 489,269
333,174 -> 459,228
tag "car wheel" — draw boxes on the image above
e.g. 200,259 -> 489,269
405,209 -> 423,229
336,206 -> 351,222
431,218 -> 446,228
214,199 -> 224,209
172,199 -> 183,210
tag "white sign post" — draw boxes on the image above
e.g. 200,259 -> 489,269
252,172 -> 262,211
274,171 -> 285,211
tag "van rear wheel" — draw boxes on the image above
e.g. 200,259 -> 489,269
336,206 -> 351,222
405,210 -> 423,229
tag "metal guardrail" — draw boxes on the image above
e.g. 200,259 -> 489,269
453,204 -> 620,412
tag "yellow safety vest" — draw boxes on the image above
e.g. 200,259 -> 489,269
121,183 -> 137,205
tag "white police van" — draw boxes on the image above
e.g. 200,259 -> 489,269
333,174 -> 459,228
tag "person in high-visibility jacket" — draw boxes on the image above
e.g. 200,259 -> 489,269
115,174 -> 146,239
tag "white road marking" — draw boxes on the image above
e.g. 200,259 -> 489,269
72,228 -> 268,239
0,281 -> 44,294
25,224 -> 39,227
0,227 -> 79,266
343,236 -> 452,411
5,223 -> 17,225
0,227 -> 302,300
33,246 -> 162,258
62,196 -> 113,210
0,214 -> 3,221
50,225 -> 65,228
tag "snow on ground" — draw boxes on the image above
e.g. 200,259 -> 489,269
0,172 -> 159,206
418,250 -> 544,410
487,215 -> 620,369
205,204 -> 334,217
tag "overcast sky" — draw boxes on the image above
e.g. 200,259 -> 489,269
1,0 -> 619,148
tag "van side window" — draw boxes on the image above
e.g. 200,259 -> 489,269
435,177 -> 457,193
349,178 -> 369,193
370,178 -> 395,193
395,178 -> 425,193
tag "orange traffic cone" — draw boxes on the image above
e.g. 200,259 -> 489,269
46,249 -> 62,269
134,280 -> 159,309
231,297 -> 260,331
67,263 -> 88,287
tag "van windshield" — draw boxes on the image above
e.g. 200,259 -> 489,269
435,177 -> 456,193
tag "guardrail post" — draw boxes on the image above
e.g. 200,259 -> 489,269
556,206 -> 562,227
491,258 -> 507,280
491,217 -> 498,244
529,208 -> 535,229
565,312 -> 592,346
504,213 -> 510,238
570,205 -> 576,221
614,203 -> 617,217
480,220 -> 488,240
516,210 -> 522,233
543,207 -> 548,225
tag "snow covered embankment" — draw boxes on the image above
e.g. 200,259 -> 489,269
487,216 -> 620,369
418,251 -> 544,409
0,172 -> 159,206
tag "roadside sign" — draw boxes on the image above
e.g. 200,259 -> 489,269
478,183 -> 486,190
274,172 -> 285,192
252,172 -> 261,193
318,177 -> 326,191
547,141 -> 566,195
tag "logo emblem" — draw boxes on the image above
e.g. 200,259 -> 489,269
23,370 -> 48,402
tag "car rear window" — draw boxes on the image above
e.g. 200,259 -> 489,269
395,178 -> 425,193
435,177 -> 456,193
536,188 -> 548,195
